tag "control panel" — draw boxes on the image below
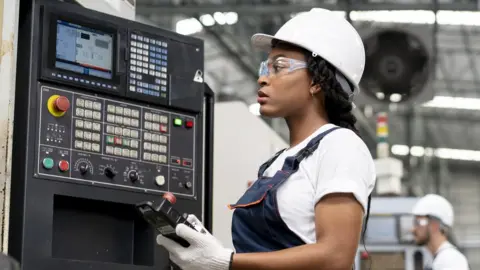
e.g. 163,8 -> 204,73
37,84 -> 197,197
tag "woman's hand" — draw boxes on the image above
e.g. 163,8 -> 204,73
157,215 -> 234,270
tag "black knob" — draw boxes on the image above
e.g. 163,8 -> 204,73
79,163 -> 89,175
104,167 -> 116,178
128,170 -> 138,182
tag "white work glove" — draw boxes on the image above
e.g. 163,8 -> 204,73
156,214 -> 234,270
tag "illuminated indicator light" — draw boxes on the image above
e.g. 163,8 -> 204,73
171,158 -> 180,165
174,118 -> 182,126
185,121 -> 194,128
42,158 -> 54,169
58,160 -> 70,172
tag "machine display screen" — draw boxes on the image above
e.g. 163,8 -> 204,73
55,20 -> 114,80
364,216 -> 399,243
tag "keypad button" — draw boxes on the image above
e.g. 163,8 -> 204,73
93,123 -> 101,131
159,155 -> 167,163
160,116 -> 168,124
122,149 -> 130,157
84,100 -> 93,109
92,133 -> 101,142
144,152 -> 152,161
75,140 -> 83,149
84,110 -> 93,119
106,125 -> 114,134
144,142 -> 151,151
106,146 -> 114,154
130,150 -> 138,159
131,119 -> 139,127
93,111 -> 102,120
122,128 -> 131,137
145,122 -> 152,130
84,121 -> 92,130
75,130 -> 83,138
83,142 -> 92,151
159,145 -> 167,153
115,116 -> 123,124
152,144 -> 159,152
144,133 -> 152,141
152,123 -> 159,131
115,127 -> 122,136
107,105 -> 115,113
106,136 -> 115,144
76,98 -> 85,107
93,102 -> 102,111
75,120 -> 84,128
92,143 -> 100,152
131,140 -> 139,149
152,154 -> 159,162
160,125 -> 168,133
114,147 -> 122,156
114,137 -> 122,145
107,114 -> 115,123
153,114 -> 160,122
123,117 -> 131,126
159,135 -> 167,144
83,132 -> 92,141
130,130 -> 139,138
145,113 -> 152,121
115,106 -> 124,115
123,108 -> 131,117
132,110 -> 140,118
76,108 -> 84,117
123,139 -> 131,147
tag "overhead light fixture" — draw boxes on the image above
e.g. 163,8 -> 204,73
391,144 -> 480,161
423,96 -> 480,110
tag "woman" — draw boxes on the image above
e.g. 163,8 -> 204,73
157,8 -> 376,270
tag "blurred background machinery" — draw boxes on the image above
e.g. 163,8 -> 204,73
76,0 -> 480,268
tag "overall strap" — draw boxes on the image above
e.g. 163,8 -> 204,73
257,149 -> 286,178
281,127 -> 341,171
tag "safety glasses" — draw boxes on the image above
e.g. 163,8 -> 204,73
258,57 -> 307,78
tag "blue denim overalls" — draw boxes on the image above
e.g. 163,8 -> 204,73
228,127 -> 341,253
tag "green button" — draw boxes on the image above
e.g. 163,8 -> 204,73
42,158 -> 54,170
174,118 -> 183,126
106,136 -> 115,144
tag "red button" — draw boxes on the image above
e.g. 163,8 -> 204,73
114,137 -> 122,145
185,121 -> 194,128
160,125 -> 168,133
58,160 -> 69,172
54,96 -> 70,112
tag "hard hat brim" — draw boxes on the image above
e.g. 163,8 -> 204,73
251,33 -> 276,52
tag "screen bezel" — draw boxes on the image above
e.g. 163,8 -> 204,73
40,8 -> 124,94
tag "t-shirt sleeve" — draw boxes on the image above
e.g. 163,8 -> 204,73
313,129 -> 376,213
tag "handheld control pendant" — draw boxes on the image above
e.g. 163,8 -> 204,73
136,192 -> 197,247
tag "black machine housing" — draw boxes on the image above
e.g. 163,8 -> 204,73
9,1 -> 214,270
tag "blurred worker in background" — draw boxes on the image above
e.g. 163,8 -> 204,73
157,8 -> 376,270
411,194 -> 470,270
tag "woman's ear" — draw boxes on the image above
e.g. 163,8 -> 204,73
310,84 -> 321,96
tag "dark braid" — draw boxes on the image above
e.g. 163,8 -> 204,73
304,53 -> 359,135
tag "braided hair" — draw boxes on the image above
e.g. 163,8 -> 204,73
304,54 -> 359,134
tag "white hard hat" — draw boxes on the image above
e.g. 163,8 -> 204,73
251,9 -> 365,96
411,194 -> 454,227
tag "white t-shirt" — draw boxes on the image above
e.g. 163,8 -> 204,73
261,123 -> 376,244
432,242 -> 469,270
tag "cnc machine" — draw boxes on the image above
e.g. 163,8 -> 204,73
9,1 -> 213,269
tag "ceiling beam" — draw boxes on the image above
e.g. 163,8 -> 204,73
137,2 -> 478,16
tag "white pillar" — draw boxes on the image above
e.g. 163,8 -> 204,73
0,0 -> 20,252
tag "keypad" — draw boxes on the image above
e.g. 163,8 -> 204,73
128,33 -> 168,98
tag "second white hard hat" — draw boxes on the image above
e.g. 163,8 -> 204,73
251,9 -> 365,97
411,194 -> 454,227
